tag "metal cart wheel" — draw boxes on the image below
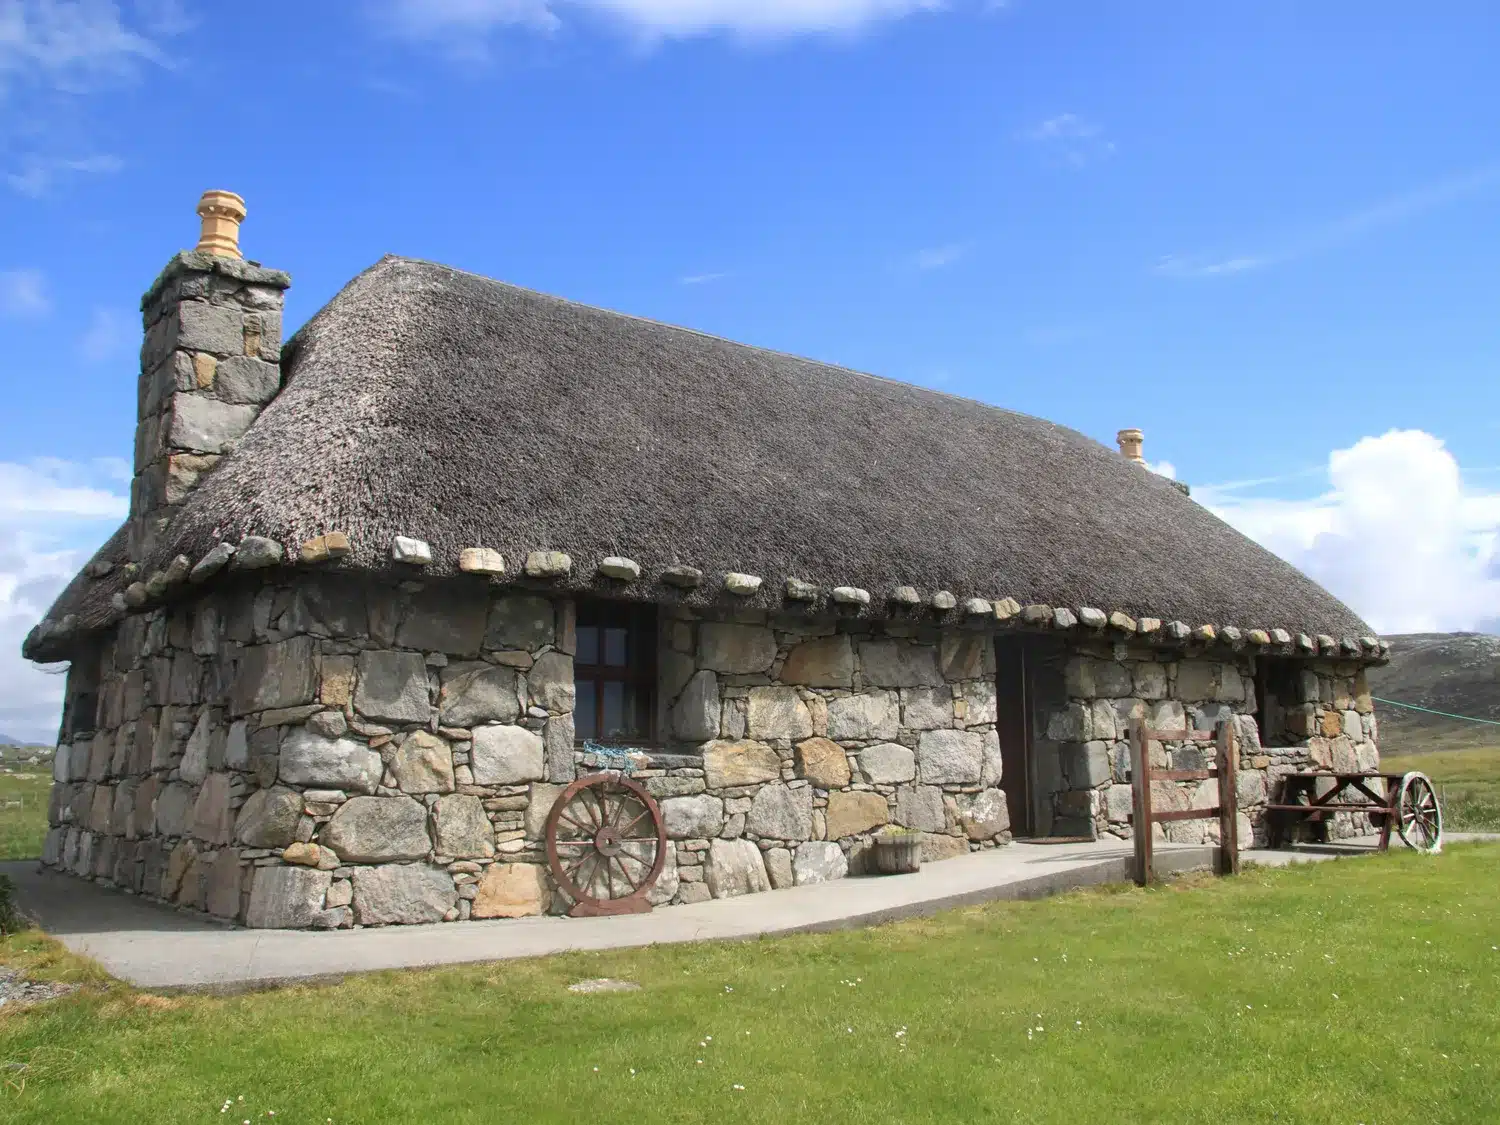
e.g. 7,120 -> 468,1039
1395,771 -> 1442,853
544,772 -> 667,916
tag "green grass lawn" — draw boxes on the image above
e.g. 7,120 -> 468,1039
0,772 -> 50,861
3,844 -> 1499,1124
1384,746 -> 1500,831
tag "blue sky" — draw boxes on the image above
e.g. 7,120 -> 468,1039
2,0 -> 1499,738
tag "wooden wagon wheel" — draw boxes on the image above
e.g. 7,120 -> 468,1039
1395,771 -> 1442,853
545,773 -> 667,917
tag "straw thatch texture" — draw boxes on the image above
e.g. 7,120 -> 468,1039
32,255 -> 1371,656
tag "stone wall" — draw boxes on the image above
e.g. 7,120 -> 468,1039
579,605 -> 1012,905
43,573 -> 577,927
40,573 -> 1016,926
1033,637 -> 1380,845
40,570 -> 1380,928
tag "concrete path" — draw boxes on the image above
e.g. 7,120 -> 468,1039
8,833 -> 1494,991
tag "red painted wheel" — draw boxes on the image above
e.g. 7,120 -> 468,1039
545,773 -> 667,916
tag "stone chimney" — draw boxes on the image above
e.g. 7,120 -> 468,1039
129,191 -> 291,561
1116,427 -> 1145,465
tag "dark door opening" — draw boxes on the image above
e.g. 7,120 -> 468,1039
994,635 -> 1034,837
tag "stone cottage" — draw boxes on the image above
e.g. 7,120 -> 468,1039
24,191 -> 1387,928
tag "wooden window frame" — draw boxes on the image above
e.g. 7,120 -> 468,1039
573,599 -> 659,747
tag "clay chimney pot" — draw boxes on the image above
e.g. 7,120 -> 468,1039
1116,427 -> 1145,464
195,190 -> 247,259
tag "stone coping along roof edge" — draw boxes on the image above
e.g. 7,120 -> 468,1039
21,530 -> 1392,667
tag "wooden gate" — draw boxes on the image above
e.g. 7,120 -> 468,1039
1129,717 -> 1240,885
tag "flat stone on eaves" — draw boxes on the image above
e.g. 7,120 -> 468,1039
784,577 -> 819,601
661,565 -> 702,588
525,550 -> 572,578
598,556 -> 641,580
231,536 -> 283,571
724,572 -> 762,595
190,543 -> 234,585
354,650 -> 431,724
458,547 -> 506,575
391,536 -> 433,565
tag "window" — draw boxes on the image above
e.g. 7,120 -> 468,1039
1254,658 -> 1303,747
574,600 -> 657,745
63,650 -> 100,739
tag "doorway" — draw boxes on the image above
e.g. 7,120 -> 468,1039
994,635 -> 1035,837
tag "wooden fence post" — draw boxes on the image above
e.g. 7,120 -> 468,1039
1216,721 -> 1240,875
1130,718 -> 1154,886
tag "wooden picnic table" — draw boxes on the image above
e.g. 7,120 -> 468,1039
1265,770 -> 1442,852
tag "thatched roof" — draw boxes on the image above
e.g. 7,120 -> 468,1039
29,255 -> 1374,660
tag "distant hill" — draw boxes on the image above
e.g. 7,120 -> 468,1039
1367,633 -> 1500,753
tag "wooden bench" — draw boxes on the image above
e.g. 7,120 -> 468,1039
1268,771 -> 1441,852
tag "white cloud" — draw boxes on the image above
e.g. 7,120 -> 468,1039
1155,163 -> 1500,280
1020,112 -> 1116,167
1145,459 -> 1176,481
2,3 -> 173,197
1200,430 -> 1500,635
1152,254 -> 1265,279
679,271 -> 726,285
913,242 -> 967,270
384,0 -> 560,39
78,305 -> 130,361
0,458 -> 128,743
0,267 -> 49,316
5,151 -> 122,197
0,457 -> 130,520
381,0 -> 942,42
0,0 -> 164,91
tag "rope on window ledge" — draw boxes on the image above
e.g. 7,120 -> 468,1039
582,740 -> 652,774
